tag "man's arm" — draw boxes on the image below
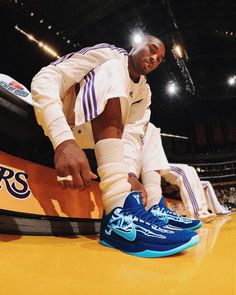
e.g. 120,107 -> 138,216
31,45 -> 128,150
31,45 -> 128,190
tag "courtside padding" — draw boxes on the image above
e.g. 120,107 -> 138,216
0,209 -> 101,236
0,149 -> 104,235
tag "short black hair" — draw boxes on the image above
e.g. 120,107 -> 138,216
143,35 -> 165,53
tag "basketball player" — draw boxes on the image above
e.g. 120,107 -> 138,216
31,36 -> 199,257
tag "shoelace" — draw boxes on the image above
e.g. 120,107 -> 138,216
154,206 -> 188,222
124,207 -> 167,227
162,207 -> 177,216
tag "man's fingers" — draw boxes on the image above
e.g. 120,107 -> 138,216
70,169 -> 96,189
90,171 -> 98,179
141,192 -> 147,206
56,167 -> 85,190
71,170 -> 85,190
56,162 -> 95,190
80,164 -> 94,187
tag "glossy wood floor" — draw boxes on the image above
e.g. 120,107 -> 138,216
0,213 -> 235,295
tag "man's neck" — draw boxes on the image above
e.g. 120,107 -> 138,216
128,55 -> 140,83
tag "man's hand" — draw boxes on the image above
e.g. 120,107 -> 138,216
128,174 -> 148,206
54,140 -> 97,190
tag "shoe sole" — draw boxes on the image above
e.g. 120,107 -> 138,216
168,221 -> 203,231
100,235 -> 199,258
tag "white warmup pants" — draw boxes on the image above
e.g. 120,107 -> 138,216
124,123 -> 224,217
201,181 -> 225,214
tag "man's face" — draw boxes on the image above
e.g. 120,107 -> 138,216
131,38 -> 165,76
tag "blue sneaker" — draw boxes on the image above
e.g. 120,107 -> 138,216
150,197 -> 202,230
100,192 -> 199,258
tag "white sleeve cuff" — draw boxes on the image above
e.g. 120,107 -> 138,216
46,117 -> 76,149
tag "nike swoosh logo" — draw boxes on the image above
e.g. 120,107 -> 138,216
110,225 -> 137,241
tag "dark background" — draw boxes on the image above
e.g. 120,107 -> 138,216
1,0 -> 236,163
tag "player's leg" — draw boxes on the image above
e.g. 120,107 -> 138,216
169,165 -> 216,222
122,132 -> 149,205
187,167 -> 217,221
162,165 -> 197,217
139,124 -> 202,230
88,62 -> 198,257
201,181 -> 231,215
92,97 -> 131,213
139,124 -> 166,209
92,101 -> 198,257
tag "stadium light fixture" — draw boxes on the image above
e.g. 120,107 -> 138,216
132,33 -> 143,45
166,81 -> 178,95
227,76 -> 236,86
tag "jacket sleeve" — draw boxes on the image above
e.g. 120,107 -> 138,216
31,45 -> 127,149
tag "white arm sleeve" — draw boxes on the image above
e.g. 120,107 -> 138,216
122,82 -> 152,176
31,66 -> 75,149
31,44 -> 128,149
122,132 -> 142,177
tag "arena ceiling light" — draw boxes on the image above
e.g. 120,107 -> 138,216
161,132 -> 188,140
227,76 -> 236,86
196,167 -> 201,173
133,33 -> 143,45
131,31 -> 144,45
172,44 -> 183,58
12,0 -> 75,48
14,25 -> 60,59
172,43 -> 196,95
166,81 -> 178,95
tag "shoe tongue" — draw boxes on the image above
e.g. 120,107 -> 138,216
123,192 -> 144,209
